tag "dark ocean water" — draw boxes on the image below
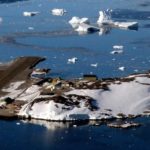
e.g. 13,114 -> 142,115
0,118 -> 150,150
0,0 -> 150,149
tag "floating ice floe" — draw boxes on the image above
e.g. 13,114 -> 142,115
107,121 -> 141,129
69,17 -> 90,28
110,50 -> 123,55
97,11 -> 112,25
111,45 -> 124,54
0,17 -> 3,23
118,66 -> 125,71
98,26 -> 111,35
97,11 -> 138,29
113,45 -> 124,50
28,27 -> 34,30
134,69 -> 139,72
75,23 -> 99,34
91,63 -> 98,68
67,57 -> 78,64
113,21 -> 138,29
51,8 -> 67,16
69,16 -> 99,34
16,122 -> 21,125
23,11 -> 39,17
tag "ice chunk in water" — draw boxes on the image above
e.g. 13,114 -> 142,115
113,45 -> 124,50
118,66 -> 125,71
67,57 -> 78,64
75,23 -> 99,34
0,17 -> 3,23
51,8 -> 67,16
23,11 -> 39,17
69,16 -> 90,28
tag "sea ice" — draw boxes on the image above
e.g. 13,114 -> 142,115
91,63 -> 98,67
51,8 -> 67,16
111,45 -> 124,54
118,66 -> 125,71
23,11 -> 39,17
97,11 -> 112,25
110,50 -> 123,54
114,22 -> 138,29
75,23 -> 99,34
16,122 -> 21,125
28,27 -> 34,30
97,10 -> 138,29
0,17 -> 3,23
69,17 -> 90,28
67,57 -> 78,64
113,45 -> 124,50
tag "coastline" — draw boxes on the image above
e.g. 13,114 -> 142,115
0,56 -> 149,129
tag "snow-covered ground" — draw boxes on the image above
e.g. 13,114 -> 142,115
15,75 -> 150,121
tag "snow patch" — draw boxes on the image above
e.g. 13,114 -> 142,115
18,76 -> 150,121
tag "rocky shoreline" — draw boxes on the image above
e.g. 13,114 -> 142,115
0,56 -> 150,128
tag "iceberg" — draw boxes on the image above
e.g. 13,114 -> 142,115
97,11 -> 112,25
97,11 -> 138,30
110,50 -> 123,55
69,17 -> 90,28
